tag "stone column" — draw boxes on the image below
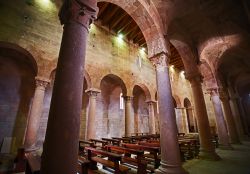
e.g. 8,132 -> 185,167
146,100 -> 156,134
150,52 -> 188,174
124,96 -> 133,136
85,88 -> 100,140
41,1 -> 98,174
24,77 -> 49,151
209,88 -> 232,149
238,97 -> 249,135
186,73 -> 220,160
228,91 -> 245,139
219,89 -> 241,144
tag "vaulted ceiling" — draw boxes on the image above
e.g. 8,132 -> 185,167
96,2 -> 184,70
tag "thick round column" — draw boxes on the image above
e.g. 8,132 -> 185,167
40,1 -> 97,174
209,89 -> 232,150
230,96 -> 245,139
24,77 -> 49,151
186,74 -> 220,160
219,89 -> 241,144
150,53 -> 188,174
85,88 -> 100,140
124,96 -> 133,136
146,100 -> 156,134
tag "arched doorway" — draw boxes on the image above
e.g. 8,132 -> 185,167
0,42 -> 37,152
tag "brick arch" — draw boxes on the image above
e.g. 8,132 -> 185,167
133,83 -> 151,101
49,68 -> 92,89
0,41 -> 38,75
169,39 -> 199,75
97,0 -> 168,57
100,74 -> 127,96
172,94 -> 181,107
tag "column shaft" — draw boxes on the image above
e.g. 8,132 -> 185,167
147,101 -> 156,134
150,53 -> 187,174
209,89 -> 232,149
219,90 -> 240,144
86,88 -> 100,140
187,75 -> 220,160
124,96 -> 133,136
24,77 -> 49,151
41,1 -> 97,174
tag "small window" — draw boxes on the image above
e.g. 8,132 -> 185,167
156,101 -> 159,114
120,93 -> 124,109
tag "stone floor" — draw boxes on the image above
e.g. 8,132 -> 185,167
1,141 -> 250,174
184,141 -> 250,174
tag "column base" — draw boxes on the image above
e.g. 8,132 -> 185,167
154,161 -> 189,174
218,144 -> 234,150
199,150 -> 221,161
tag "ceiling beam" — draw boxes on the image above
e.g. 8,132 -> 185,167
97,3 -> 109,18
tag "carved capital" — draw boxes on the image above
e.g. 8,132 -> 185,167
218,88 -> 229,101
185,72 -> 203,85
149,52 -> 169,69
123,96 -> 133,102
207,88 -> 219,97
146,100 -> 156,106
85,88 -> 100,97
35,77 -> 50,89
59,0 -> 98,30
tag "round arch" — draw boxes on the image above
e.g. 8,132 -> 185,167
100,74 -> 127,95
0,41 -> 38,75
133,83 -> 151,101
172,94 -> 181,107
97,0 -> 168,57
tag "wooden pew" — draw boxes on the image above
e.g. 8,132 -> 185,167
85,146 -> 130,174
102,138 -> 120,146
112,137 -> 132,143
89,139 -> 108,149
122,143 -> 160,168
78,156 -> 90,174
79,140 -> 95,156
106,145 -> 153,174
25,153 -> 41,174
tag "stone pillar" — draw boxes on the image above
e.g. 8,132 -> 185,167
124,96 -> 133,136
24,77 -> 49,151
186,73 -> 220,160
209,88 -> 232,149
238,97 -> 249,135
150,52 -> 188,174
228,89 -> 245,139
40,1 -> 98,174
219,89 -> 241,144
85,88 -> 100,140
146,100 -> 156,134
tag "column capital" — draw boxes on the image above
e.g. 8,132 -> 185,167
35,76 -> 50,89
218,88 -> 229,101
123,96 -> 133,101
85,88 -> 101,97
185,72 -> 203,83
59,0 -> 98,30
149,52 -> 170,69
207,88 -> 219,97
146,100 -> 157,105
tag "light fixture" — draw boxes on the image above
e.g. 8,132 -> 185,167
141,47 -> 145,52
118,33 -> 123,39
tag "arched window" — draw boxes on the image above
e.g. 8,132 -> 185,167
120,93 -> 124,109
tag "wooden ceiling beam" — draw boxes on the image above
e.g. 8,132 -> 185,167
110,12 -> 127,30
102,6 -> 120,25
124,24 -> 138,37
97,3 -> 109,18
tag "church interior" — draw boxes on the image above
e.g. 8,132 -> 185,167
0,0 -> 250,173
